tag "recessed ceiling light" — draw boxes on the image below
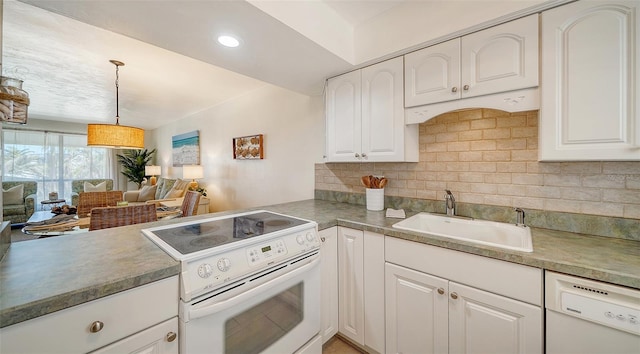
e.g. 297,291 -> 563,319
218,35 -> 240,48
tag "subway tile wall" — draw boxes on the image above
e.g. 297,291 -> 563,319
315,109 -> 640,219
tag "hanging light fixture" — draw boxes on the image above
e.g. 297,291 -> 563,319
87,60 -> 144,149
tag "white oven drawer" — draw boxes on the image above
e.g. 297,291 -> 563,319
0,276 -> 178,354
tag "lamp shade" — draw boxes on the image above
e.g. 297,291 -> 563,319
182,165 -> 204,180
145,165 -> 161,176
87,123 -> 144,149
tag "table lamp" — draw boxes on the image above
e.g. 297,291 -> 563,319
145,165 -> 161,186
182,165 -> 203,189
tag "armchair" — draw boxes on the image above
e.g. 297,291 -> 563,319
76,191 -> 123,218
89,204 -> 157,231
2,181 -> 37,224
70,179 -> 114,206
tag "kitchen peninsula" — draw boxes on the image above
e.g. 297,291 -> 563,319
2,198 -> 638,328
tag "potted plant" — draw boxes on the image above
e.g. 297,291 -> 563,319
117,148 -> 156,189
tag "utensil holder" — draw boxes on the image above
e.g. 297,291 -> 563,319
366,188 -> 384,211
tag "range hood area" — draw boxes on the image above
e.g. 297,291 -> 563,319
405,87 -> 539,124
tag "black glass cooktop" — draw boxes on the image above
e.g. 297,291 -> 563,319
149,211 -> 307,255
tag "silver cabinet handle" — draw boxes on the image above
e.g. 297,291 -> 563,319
89,321 -> 104,333
437,288 -> 445,295
451,87 -> 458,93
361,153 -> 367,158
463,85 -> 470,91
355,153 -> 360,158
321,237 -> 326,243
451,292 -> 458,300
166,332 -> 177,342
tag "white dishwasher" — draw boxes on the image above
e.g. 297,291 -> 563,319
545,271 -> 640,354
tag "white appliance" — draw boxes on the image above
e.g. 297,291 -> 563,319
545,271 -> 640,354
142,210 -> 322,354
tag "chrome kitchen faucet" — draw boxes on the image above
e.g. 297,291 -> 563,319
444,189 -> 456,216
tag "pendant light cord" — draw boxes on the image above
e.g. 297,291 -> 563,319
114,63 -> 120,125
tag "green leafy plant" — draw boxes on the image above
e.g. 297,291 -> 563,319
117,148 -> 156,189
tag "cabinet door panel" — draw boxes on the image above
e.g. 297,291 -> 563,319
90,318 -> 178,354
362,57 -> 405,161
461,14 -> 538,98
320,227 -> 339,343
326,70 -> 361,162
405,39 -> 461,107
385,263 -> 448,354
449,282 -> 542,354
338,227 -> 364,344
363,231 -> 385,353
540,1 -> 639,160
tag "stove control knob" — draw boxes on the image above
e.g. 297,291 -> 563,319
197,263 -> 213,278
296,235 -> 304,245
306,232 -> 315,241
217,258 -> 231,272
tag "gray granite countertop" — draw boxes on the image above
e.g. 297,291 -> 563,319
2,199 -> 638,328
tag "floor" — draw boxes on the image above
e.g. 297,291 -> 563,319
323,336 -> 364,354
10,227 -> 37,242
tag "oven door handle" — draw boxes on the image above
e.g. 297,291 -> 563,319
189,257 -> 320,320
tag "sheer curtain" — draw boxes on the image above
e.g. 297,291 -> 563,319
2,129 -> 113,203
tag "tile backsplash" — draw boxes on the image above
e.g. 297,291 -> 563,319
315,109 -> 640,220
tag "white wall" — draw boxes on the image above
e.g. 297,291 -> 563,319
354,0 -> 546,64
148,84 -> 324,212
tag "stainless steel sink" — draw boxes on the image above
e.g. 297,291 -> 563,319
392,213 -> 533,252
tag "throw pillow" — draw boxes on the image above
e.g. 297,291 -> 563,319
166,179 -> 189,199
158,178 -> 177,199
3,184 -> 24,205
137,185 -> 157,202
84,181 -> 107,192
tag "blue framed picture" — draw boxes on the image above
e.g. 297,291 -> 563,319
172,130 -> 200,166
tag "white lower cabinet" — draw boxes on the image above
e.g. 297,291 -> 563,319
90,317 -> 178,354
338,227 -> 385,353
320,227 -> 339,343
385,237 -> 543,354
0,276 -> 179,354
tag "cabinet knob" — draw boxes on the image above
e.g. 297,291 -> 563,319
463,85 -> 470,91
450,292 -> 459,300
321,237 -> 326,243
89,321 -> 104,333
437,288 -> 445,295
451,87 -> 458,93
361,153 -> 367,158
166,331 -> 177,342
355,153 -> 360,158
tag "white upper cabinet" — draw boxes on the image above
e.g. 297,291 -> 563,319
460,14 -> 539,99
404,38 -> 461,106
539,0 -> 640,161
405,14 -> 540,123
326,57 -> 418,162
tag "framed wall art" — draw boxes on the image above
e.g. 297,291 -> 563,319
233,134 -> 264,160
172,130 -> 200,166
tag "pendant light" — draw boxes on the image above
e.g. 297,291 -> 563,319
87,60 -> 144,149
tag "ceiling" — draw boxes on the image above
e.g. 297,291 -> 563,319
2,0 -> 546,130
1,0 -> 404,130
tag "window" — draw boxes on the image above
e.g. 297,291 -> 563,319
2,129 -> 113,203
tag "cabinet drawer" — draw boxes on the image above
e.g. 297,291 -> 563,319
385,237 -> 541,305
0,276 -> 179,354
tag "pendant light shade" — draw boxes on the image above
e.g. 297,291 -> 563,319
87,124 -> 144,149
87,60 -> 144,149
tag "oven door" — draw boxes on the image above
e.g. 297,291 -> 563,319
180,254 -> 321,354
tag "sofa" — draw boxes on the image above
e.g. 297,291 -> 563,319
70,179 -> 114,206
2,181 -> 37,224
123,177 -> 190,204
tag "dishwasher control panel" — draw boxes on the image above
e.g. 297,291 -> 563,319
546,271 -> 640,336
561,292 -> 639,333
